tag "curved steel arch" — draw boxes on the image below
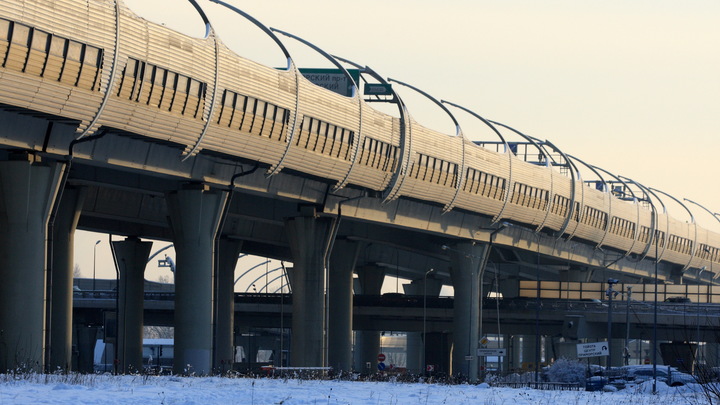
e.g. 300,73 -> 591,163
270,29 -> 363,190
330,56 -> 413,204
386,78 -> 465,213
207,0 -> 302,176
588,165 -> 641,257
245,267 -> 283,293
181,0 -> 221,160
440,101 -> 513,223
650,187 -> 697,272
75,0 -> 122,139
618,176 -> 659,261
233,260 -> 271,286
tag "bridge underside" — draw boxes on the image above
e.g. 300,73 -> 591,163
0,108 -> 704,377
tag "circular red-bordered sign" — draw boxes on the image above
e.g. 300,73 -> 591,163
377,353 -> 386,362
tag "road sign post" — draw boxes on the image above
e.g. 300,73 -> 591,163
577,342 -> 610,358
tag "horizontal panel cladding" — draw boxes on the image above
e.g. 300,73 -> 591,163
275,78 -> 358,179
502,158 -> 552,227
452,140 -> 509,216
0,4 -> 114,125
543,171 -> 574,232
344,104 -> 399,190
98,8 -> 216,147
570,185 -> 609,244
4,0 -> 720,275
604,199 -> 639,253
203,44 -> 299,165
398,120 -> 463,206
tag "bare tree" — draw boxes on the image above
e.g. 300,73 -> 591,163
73,263 -> 82,278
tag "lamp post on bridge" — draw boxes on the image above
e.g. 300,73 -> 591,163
606,278 -> 619,370
92,239 -> 101,291
423,268 -> 435,377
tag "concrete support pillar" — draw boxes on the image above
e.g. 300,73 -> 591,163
214,238 -> 242,372
520,335 -> 538,370
166,184 -> 228,375
403,276 -> 442,375
75,326 -> 99,373
705,343 -> 720,369
49,187 -> 85,372
354,265 -> 385,371
0,153 -> 63,372
112,236 -> 152,373
447,242 -> 490,382
501,335 -> 514,373
497,278 -> 520,299
284,208 -> 333,367
327,239 -> 360,373
609,338 -> 626,368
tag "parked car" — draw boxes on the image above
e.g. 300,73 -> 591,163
664,296 -> 692,303
622,365 -> 697,386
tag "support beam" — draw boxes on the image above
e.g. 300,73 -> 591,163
0,153 -> 63,372
284,209 -> 333,367
214,238 -> 243,372
403,276 -> 442,374
166,184 -> 228,375
49,187 -> 85,372
447,242 -> 490,382
112,236 -> 152,374
327,239 -> 360,373
354,265 -> 386,371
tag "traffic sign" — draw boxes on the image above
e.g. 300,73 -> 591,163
377,362 -> 386,371
577,342 -> 609,358
377,353 -> 386,362
477,348 -> 507,357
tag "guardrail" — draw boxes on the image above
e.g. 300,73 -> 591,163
492,382 -> 583,391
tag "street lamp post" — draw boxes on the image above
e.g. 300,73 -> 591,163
92,240 -> 101,291
625,286 -> 632,365
423,268 -> 435,377
606,278 -> 619,370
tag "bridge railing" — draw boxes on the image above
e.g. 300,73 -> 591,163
519,280 -> 720,304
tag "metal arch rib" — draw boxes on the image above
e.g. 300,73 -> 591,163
440,101 -> 512,221
650,187 -> 697,272
207,1 -> 300,176
208,0 -> 293,64
75,0 -> 122,138
592,169 -> 640,258
566,154 -> 612,248
385,78 -> 464,213
331,56 -> 407,193
262,29 -> 362,189
181,27 -> 220,160
620,176 -> 659,261
484,121 -> 552,226
644,187 -> 670,263
268,29 -> 362,182
540,139 -> 577,238
487,121 -> 551,165
272,29 -> 359,98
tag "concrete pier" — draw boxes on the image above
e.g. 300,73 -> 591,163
284,208 -> 333,367
0,152 -> 63,372
112,236 -> 152,373
166,184 -> 228,375
327,239 -> 360,373
49,187 -> 85,372
447,242 -> 490,382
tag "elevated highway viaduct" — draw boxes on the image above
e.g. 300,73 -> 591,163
1,0 -> 718,382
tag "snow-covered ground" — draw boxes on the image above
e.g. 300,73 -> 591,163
0,374 -> 713,405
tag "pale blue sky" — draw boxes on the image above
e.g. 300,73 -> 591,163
77,0 -> 720,285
